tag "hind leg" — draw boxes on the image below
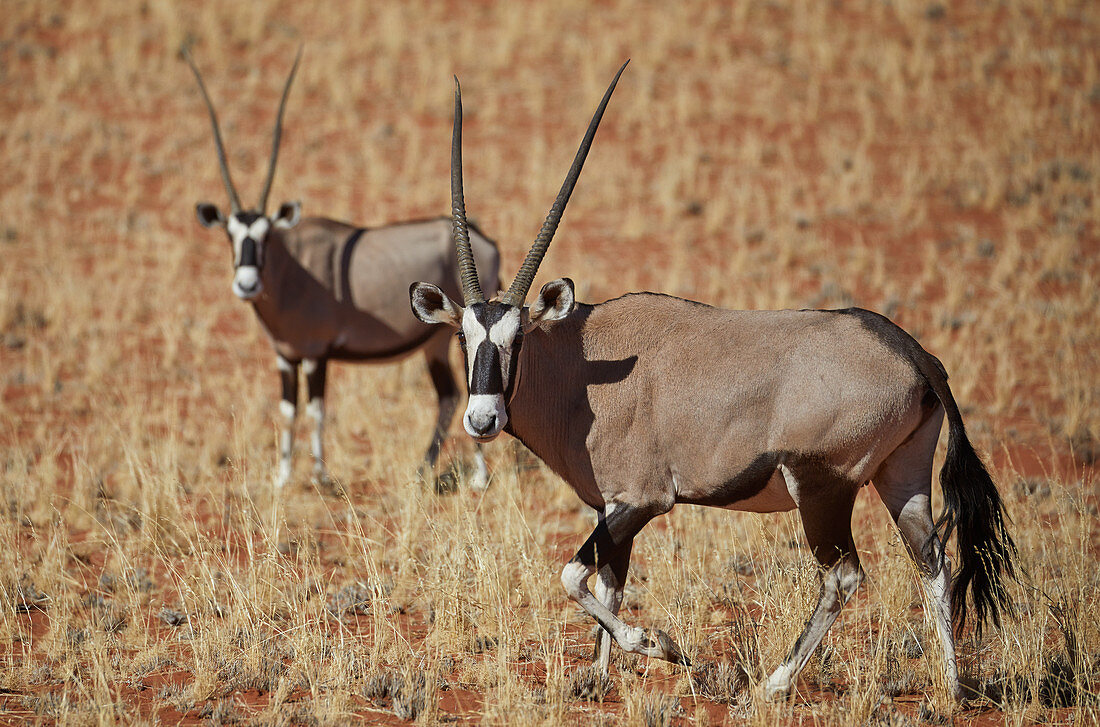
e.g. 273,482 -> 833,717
275,355 -> 300,489
303,358 -> 334,490
872,407 -> 961,699
763,469 -> 863,701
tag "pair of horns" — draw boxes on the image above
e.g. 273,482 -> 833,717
452,61 -> 629,307
183,45 -> 302,215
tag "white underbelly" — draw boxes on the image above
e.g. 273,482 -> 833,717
721,469 -> 797,513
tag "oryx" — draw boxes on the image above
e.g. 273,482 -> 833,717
185,48 -> 499,491
410,63 -> 1015,701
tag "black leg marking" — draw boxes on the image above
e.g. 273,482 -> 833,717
592,512 -> 634,672
305,357 -> 327,404
565,503 -> 689,669
280,360 -> 299,409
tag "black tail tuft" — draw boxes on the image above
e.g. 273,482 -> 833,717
933,419 -> 1017,639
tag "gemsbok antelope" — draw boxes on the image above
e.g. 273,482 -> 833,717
185,48 -> 499,491
410,62 -> 1016,701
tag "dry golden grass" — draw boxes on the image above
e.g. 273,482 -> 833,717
1,0 -> 1098,724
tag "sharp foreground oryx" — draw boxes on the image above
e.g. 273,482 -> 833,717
410,62 -> 1016,700
185,48 -> 499,491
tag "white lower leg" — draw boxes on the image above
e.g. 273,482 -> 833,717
276,400 -> 295,488
763,560 -> 863,699
593,571 -> 617,675
562,562 -> 644,651
927,563 -> 961,697
307,395 -> 326,482
470,445 -> 489,491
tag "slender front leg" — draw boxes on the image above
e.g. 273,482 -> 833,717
469,443 -> 489,491
275,355 -> 299,489
303,357 -> 330,487
561,503 -> 688,667
592,508 -> 634,675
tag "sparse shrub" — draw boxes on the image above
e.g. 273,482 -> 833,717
326,581 -> 389,617
83,593 -> 128,633
11,575 -> 49,612
157,606 -> 188,626
199,697 -> 244,725
634,692 -> 683,727
689,660 -> 750,704
567,666 -> 613,701
362,668 -> 434,720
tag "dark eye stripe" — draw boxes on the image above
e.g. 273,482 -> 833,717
503,334 -> 522,402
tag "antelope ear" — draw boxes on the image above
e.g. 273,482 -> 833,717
527,278 -> 575,328
410,282 -> 464,326
196,202 -> 224,228
273,200 -> 301,229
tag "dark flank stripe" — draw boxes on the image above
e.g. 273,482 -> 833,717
675,451 -> 858,508
327,325 -> 441,362
339,228 -> 366,304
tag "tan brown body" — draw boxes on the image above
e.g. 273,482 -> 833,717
254,216 -> 498,363
509,294 -> 927,514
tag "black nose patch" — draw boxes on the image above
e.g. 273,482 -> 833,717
239,237 -> 258,267
471,340 -> 504,395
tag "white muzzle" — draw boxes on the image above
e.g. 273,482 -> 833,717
464,394 -> 508,441
233,266 -> 262,299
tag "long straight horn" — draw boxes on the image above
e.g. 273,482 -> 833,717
502,60 -> 629,307
259,45 -> 303,214
451,76 -> 485,305
183,45 -> 242,214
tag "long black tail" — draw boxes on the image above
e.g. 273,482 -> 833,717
840,308 -> 1017,638
917,352 -> 1017,639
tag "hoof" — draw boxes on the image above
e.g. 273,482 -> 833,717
759,679 -> 793,703
646,628 -> 691,667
